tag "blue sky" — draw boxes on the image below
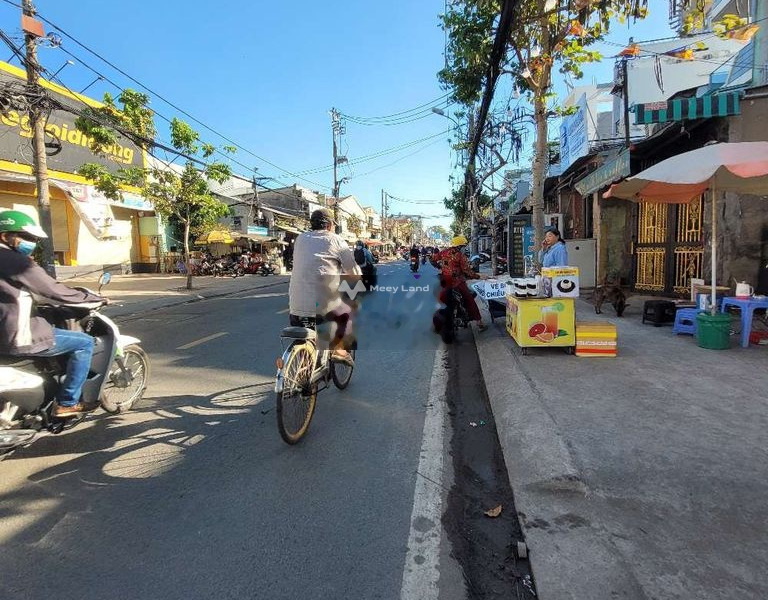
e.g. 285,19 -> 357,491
0,0 -> 674,230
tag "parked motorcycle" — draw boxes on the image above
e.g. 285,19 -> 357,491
0,273 -> 150,456
495,255 -> 508,275
258,261 -> 277,276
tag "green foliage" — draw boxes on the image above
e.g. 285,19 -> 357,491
439,0 -> 647,239
445,185 -> 469,223
438,1 -> 499,105
346,215 -> 362,236
74,89 -> 155,154
74,88 -> 236,259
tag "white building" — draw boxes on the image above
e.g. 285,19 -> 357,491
612,34 -> 745,141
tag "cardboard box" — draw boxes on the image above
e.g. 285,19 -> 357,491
542,266 -> 580,298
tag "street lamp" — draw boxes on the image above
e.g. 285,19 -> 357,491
50,59 -> 74,80
79,75 -> 103,94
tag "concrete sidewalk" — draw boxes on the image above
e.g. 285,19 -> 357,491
64,272 -> 289,320
472,291 -> 768,599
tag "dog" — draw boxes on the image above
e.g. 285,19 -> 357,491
594,278 -> 627,317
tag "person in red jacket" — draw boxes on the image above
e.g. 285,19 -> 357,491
0,210 -> 105,417
432,235 -> 488,331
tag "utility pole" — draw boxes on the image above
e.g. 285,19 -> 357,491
467,108 -> 479,256
330,108 -> 343,234
622,57 -> 631,148
21,0 -> 55,275
380,189 -> 385,241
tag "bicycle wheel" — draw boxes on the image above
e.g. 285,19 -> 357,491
276,343 -> 318,444
330,350 -> 355,390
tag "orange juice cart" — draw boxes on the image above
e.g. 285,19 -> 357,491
506,296 -> 576,355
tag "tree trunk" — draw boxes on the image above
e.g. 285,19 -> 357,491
183,219 -> 193,290
530,67 -> 551,269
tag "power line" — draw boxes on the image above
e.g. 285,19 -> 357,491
339,92 -> 452,123
295,129 -> 452,176
23,7 -> 332,191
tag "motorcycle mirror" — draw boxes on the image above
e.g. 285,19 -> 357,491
98,272 -> 112,293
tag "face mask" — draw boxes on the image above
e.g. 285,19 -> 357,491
16,240 -> 37,256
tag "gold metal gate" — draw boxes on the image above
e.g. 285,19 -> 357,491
634,197 -> 703,295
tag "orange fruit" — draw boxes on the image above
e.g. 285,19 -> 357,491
535,332 -> 556,343
528,322 -> 546,337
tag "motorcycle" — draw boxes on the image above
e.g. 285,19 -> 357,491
258,261 -> 278,277
433,282 -> 475,344
495,256 -> 508,275
410,256 -> 419,272
0,273 -> 150,456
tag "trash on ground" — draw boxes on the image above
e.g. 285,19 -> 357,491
484,504 -> 503,518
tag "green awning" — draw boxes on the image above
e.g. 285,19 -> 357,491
633,92 -> 741,125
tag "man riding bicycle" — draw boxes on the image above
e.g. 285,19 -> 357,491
288,208 -> 361,364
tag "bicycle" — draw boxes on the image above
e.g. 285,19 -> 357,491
274,323 -> 355,444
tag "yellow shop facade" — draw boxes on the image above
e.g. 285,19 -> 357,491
0,61 -> 161,276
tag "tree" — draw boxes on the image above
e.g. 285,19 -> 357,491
74,90 -> 234,289
440,0 -> 647,259
346,215 -> 362,237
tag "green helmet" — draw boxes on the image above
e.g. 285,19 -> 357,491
0,210 -> 48,238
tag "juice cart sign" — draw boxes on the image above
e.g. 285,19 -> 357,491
506,297 -> 576,347
471,279 -> 507,300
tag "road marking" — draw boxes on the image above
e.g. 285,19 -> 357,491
176,332 -> 229,350
400,345 -> 448,600
225,292 -> 288,300
276,308 -> 289,314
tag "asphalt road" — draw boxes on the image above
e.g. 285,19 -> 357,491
0,260 -> 478,600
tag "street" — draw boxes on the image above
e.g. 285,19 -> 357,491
0,261 -> 530,600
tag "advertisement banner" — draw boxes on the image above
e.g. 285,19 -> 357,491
559,93 -> 589,172
0,62 -> 144,182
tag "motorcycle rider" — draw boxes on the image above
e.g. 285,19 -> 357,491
409,244 -> 420,271
433,235 -> 488,331
0,210 -> 105,417
288,208 -> 361,364
354,240 -> 376,290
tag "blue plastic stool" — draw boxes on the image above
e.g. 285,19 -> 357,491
673,308 -> 699,335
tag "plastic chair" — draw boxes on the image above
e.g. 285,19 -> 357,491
672,308 -> 699,336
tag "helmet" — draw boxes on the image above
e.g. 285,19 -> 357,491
310,208 -> 334,230
451,235 -> 468,247
355,240 -> 364,248
0,210 -> 47,238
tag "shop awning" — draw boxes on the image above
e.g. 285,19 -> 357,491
574,149 -> 631,196
0,173 -> 138,240
633,91 -> 741,125
195,230 -> 234,244
275,224 -> 301,234
236,233 -> 283,244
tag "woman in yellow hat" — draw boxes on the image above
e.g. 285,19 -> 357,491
432,235 -> 488,331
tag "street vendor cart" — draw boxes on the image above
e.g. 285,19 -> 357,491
506,295 -> 576,355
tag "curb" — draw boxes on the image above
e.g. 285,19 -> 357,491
469,305 -> 647,599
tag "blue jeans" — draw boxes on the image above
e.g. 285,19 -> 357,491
33,328 -> 94,406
